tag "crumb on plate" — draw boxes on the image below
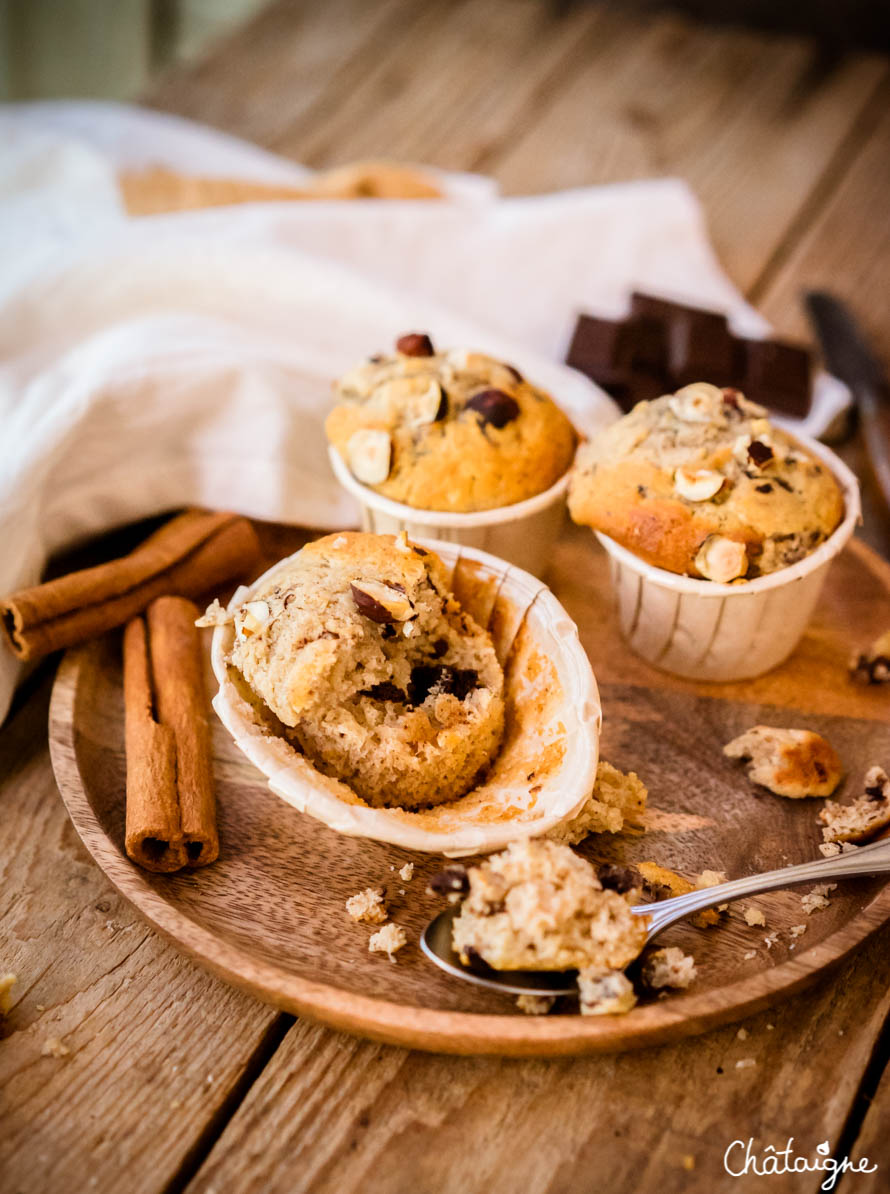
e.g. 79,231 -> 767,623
346,887 -> 388,924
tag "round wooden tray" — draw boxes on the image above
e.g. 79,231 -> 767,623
48,529 -> 890,1056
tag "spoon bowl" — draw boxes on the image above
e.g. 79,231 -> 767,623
421,835 -> 890,996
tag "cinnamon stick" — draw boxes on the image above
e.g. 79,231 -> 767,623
124,596 -> 218,873
1,509 -> 262,661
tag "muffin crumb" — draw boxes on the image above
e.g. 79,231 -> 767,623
516,994 -> 556,1016
398,862 -> 415,882
452,839 -> 648,973
41,1037 -> 70,1059
820,766 -> 890,843
802,884 -> 837,914
0,973 -> 17,1015
578,967 -> 637,1016
346,887 -> 388,924
850,631 -> 890,684
640,947 -> 697,990
547,761 -> 647,845
368,923 -> 408,961
724,726 -> 842,798
744,907 -> 766,927
636,861 -> 721,927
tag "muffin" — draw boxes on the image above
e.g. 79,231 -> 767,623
214,531 -> 505,809
568,382 -> 844,582
325,333 -> 578,513
450,839 -> 649,972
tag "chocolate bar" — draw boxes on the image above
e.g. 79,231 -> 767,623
567,292 -> 812,417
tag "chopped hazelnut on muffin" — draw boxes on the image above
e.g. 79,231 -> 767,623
568,382 -> 843,580
326,334 -> 577,513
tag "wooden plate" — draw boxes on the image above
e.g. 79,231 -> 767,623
48,527 -> 890,1056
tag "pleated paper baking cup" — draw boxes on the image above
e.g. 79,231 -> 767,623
595,435 -> 861,682
328,445 -> 568,578
210,538 -> 600,856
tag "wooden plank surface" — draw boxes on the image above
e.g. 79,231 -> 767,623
3,0 -> 890,1191
168,928 -> 890,1194
147,0 -> 889,297
0,674 -> 285,1194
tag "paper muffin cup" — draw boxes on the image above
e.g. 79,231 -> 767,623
593,435 -> 861,682
328,444 -> 568,578
210,537 -> 600,856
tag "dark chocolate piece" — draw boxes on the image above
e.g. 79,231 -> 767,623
565,292 -> 812,417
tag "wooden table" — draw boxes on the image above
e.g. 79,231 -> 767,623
3,2 -> 890,1190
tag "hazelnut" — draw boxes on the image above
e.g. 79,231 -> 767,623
350,580 -> 414,623
465,388 -> 520,429
236,599 -> 271,640
673,466 -> 725,501
346,429 -> 392,485
668,382 -> 725,424
694,535 -> 748,583
396,332 -> 434,357
406,380 -> 447,427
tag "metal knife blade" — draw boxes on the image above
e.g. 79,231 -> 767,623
805,290 -> 890,513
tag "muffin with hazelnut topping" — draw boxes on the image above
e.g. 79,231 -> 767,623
567,383 -> 844,582
215,531 -> 504,809
325,333 -> 578,513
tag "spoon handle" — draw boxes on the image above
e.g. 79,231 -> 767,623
634,835 -> 890,941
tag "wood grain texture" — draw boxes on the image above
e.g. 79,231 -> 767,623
3,0 -> 888,1187
185,926 -> 890,1194
0,675 -> 281,1194
47,528 -> 890,1057
756,78 -> 890,357
851,1035 -> 890,1193
490,10 -> 888,293
147,0 -> 410,148
146,0 -> 889,297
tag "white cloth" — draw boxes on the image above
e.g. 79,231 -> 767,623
0,101 -> 848,724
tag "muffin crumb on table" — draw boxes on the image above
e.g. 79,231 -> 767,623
368,923 -> 408,961
724,726 -> 842,798
346,887 -> 388,924
819,766 -> 890,843
850,630 -> 890,685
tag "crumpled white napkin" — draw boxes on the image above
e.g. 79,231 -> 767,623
0,101 -> 847,725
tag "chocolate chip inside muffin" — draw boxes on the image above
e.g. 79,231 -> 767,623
220,532 -> 505,809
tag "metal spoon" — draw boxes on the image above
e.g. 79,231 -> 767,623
420,836 -> 890,997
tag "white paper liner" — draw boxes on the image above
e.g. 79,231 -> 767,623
595,433 -> 861,682
328,445 -> 569,578
210,538 -> 600,855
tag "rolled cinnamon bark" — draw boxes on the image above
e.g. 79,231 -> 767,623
124,596 -> 218,873
1,510 -> 261,661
